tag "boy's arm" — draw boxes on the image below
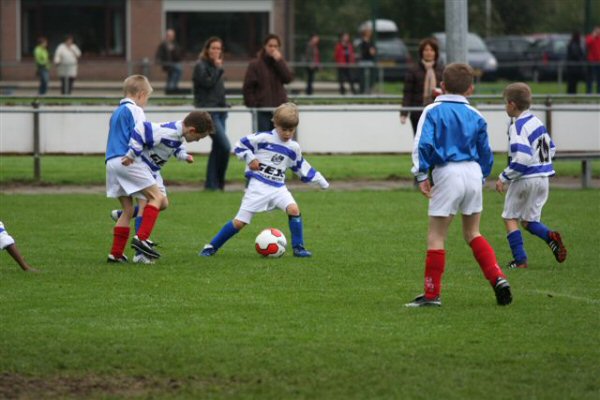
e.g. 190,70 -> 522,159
291,150 -> 329,189
475,118 -> 494,179
234,133 -> 259,164
498,124 -> 533,182
6,243 -> 36,272
410,112 -> 434,182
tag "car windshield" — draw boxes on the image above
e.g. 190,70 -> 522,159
435,33 -> 488,52
376,38 -> 407,57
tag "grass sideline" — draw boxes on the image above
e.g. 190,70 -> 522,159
1,188 -> 599,399
1,154 -> 598,186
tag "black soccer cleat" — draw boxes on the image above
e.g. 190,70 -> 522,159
493,277 -> 512,306
547,231 -> 567,263
107,254 -> 128,263
405,294 -> 442,308
131,235 -> 161,259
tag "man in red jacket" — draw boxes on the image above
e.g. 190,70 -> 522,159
585,26 -> 600,94
243,34 -> 293,132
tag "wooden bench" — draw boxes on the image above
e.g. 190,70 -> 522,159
553,152 -> 600,189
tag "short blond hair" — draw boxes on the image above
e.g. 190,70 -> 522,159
272,102 -> 299,128
123,75 -> 153,97
503,82 -> 532,111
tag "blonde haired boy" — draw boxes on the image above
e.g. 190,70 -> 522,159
200,102 -> 329,257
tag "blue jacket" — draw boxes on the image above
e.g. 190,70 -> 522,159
411,94 -> 493,182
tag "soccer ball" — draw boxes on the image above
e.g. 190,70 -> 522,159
255,228 -> 287,258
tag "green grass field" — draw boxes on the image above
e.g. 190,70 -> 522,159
1,170 -> 599,398
1,154 -> 599,185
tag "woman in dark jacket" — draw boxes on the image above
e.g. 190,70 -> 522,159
193,36 -> 230,191
401,37 -> 444,135
566,31 -> 585,94
243,34 -> 293,132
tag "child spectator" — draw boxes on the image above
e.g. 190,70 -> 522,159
406,63 -> 512,307
199,102 -> 329,258
495,82 -> 567,269
110,111 -> 214,263
0,221 -> 37,272
106,75 -> 163,263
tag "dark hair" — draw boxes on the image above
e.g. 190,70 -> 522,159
263,33 -> 281,47
503,82 -> 532,111
442,63 -> 474,94
37,36 -> 47,44
571,31 -> 581,42
200,36 -> 223,61
418,37 -> 439,61
183,111 -> 214,135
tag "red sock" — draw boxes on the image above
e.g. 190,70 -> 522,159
470,235 -> 505,284
137,204 -> 160,241
111,226 -> 130,257
424,249 -> 445,299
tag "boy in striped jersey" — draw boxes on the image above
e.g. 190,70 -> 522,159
199,102 -> 329,258
495,82 -> 567,269
406,63 -> 512,308
110,111 -> 214,263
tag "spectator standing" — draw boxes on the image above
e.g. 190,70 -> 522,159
401,37 -> 444,135
566,31 -> 585,94
304,33 -> 321,95
193,37 -> 231,191
243,33 -> 293,132
53,34 -> 81,95
156,29 -> 183,94
585,26 -> 600,94
358,27 -> 377,94
34,36 -> 50,95
334,32 -> 358,95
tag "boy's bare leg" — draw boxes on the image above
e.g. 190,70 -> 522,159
6,244 -> 37,272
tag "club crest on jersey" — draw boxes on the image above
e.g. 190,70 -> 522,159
271,154 -> 285,165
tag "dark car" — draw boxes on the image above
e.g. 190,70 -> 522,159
433,32 -> 498,81
485,35 -> 535,80
526,34 -> 570,81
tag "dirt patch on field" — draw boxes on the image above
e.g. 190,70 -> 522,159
0,177 -> 597,195
0,372 -> 237,399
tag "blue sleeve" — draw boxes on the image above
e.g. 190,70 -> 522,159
476,117 -> 494,178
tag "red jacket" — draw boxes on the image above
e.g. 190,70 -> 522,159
586,34 -> 600,62
334,43 -> 356,65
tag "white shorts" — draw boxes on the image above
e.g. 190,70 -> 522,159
0,222 -> 15,250
429,161 -> 483,217
234,178 -> 296,224
106,157 -> 157,199
502,176 -> 549,222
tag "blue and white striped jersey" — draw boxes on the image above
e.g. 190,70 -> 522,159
499,111 -> 555,182
411,94 -> 494,182
129,120 -> 190,172
234,129 -> 327,188
105,98 -> 146,162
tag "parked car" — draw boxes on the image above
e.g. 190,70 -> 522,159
485,35 -> 535,80
357,19 -> 412,81
433,32 -> 498,81
526,33 -> 570,81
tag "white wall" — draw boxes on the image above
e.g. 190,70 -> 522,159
1,104 -> 598,154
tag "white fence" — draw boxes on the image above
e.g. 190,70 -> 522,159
1,104 -> 599,154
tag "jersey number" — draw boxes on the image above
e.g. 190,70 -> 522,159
536,138 -> 550,163
150,153 -> 166,166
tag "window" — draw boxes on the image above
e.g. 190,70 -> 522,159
166,12 -> 269,59
21,0 -> 125,58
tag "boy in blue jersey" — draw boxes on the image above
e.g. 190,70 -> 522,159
106,75 -> 164,263
109,111 -> 214,263
495,82 -> 567,268
406,63 -> 512,307
0,221 -> 37,272
199,102 -> 329,258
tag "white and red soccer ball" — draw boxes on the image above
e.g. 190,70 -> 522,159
255,228 -> 287,258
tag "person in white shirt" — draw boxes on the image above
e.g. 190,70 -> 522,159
54,34 -> 81,95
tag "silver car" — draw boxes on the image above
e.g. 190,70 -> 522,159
433,32 -> 498,80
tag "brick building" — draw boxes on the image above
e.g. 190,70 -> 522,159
0,0 -> 295,82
